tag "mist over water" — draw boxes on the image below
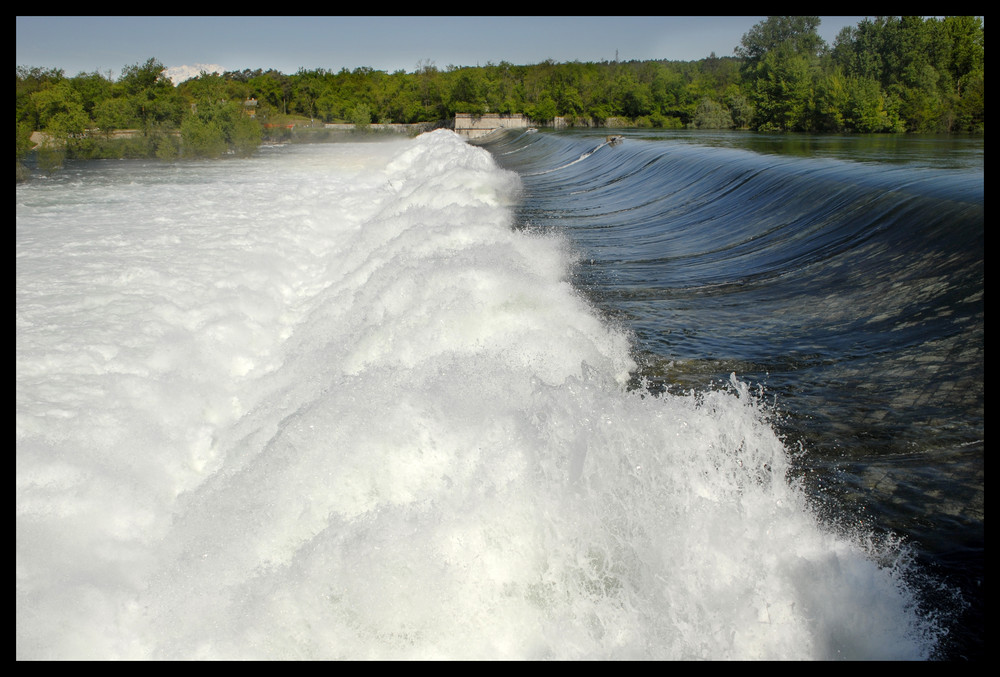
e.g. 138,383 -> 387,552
17,130 -> 965,659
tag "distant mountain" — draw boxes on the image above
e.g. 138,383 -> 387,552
165,64 -> 225,85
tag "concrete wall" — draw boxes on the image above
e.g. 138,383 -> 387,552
454,113 -> 531,139
319,115 -> 530,139
323,122 -> 438,134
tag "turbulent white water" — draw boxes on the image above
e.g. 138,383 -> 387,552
16,130 -> 940,659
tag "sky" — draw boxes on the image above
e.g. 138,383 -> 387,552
17,16 -> 873,82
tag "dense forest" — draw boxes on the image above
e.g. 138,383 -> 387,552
16,16 -> 984,172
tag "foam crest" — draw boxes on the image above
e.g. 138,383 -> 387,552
17,132 -> 941,660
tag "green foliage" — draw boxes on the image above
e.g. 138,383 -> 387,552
16,66 -> 65,130
652,113 -> 685,129
118,58 -> 185,133
180,113 -> 227,157
723,86 -> 754,129
736,16 -> 825,70
16,121 -> 34,160
846,76 -> 904,132
349,103 -> 372,130
69,71 -> 114,117
739,17 -> 825,131
735,15 -> 982,133
14,20 -> 983,176
814,70 -> 849,131
181,98 -> 261,157
527,96 -> 558,123
692,97 -> 733,129
36,145 -> 66,173
93,96 -> 133,136
30,81 -> 89,139
226,113 -> 262,156
830,16 -> 983,133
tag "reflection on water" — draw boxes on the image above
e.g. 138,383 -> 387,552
614,128 -> 984,170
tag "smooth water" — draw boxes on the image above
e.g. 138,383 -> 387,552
16,129 -> 982,659
478,127 -> 984,660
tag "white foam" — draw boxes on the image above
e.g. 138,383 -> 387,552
16,131 -> 939,659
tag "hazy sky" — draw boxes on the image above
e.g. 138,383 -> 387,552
17,16 -> 872,79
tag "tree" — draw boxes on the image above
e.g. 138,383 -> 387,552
831,16 -> 983,133
16,66 -> 65,130
350,103 -> 372,131
749,45 -> 815,130
618,78 -> 653,118
247,70 -> 291,117
736,16 -> 825,71
954,67 -> 984,132
692,97 -> 733,129
69,71 -> 113,118
180,111 -> 227,157
942,16 -> 985,132
942,16 -> 984,87
723,85 -> 754,129
31,80 -> 89,140
556,85 -> 584,117
481,61 -> 522,115
527,96 -> 557,123
180,98 -> 260,157
316,89 -> 346,122
179,71 -> 229,104
449,68 -> 486,113
846,76 -> 903,132
225,105 -> 262,155
93,96 -> 133,136
118,58 -> 184,133
292,68 -> 329,119
737,16 -> 826,131
16,120 -> 34,162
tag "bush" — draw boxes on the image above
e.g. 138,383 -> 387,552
180,100 -> 261,157
693,97 -> 734,129
181,114 -> 227,157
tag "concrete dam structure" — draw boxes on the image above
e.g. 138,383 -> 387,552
454,113 -> 532,139
318,114 -> 531,139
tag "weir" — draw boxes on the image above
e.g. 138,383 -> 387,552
454,113 -> 531,139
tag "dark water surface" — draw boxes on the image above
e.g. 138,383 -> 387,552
478,128 -> 984,660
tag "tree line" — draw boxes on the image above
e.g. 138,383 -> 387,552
16,16 -> 983,170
